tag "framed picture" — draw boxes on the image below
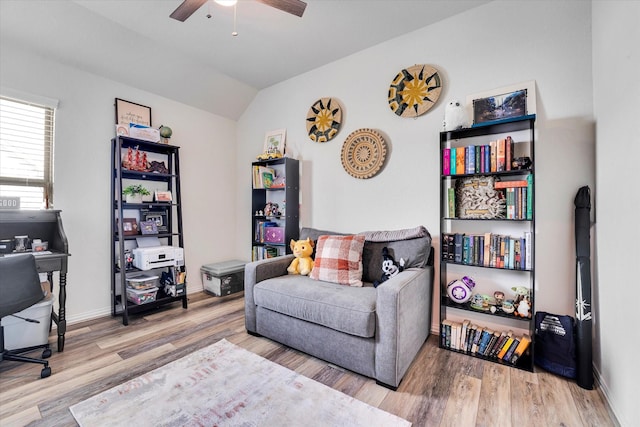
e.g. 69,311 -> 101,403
141,208 -> 168,233
120,218 -> 139,236
155,190 -> 173,202
139,220 -> 158,235
467,80 -> 536,126
115,98 -> 152,127
263,129 -> 286,156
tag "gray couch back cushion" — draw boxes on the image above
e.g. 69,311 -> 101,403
300,227 -> 432,284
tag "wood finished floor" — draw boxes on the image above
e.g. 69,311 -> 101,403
0,292 -> 617,427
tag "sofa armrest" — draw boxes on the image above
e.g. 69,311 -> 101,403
244,255 -> 294,333
374,266 -> 433,388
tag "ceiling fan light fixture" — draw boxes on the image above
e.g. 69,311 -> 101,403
214,0 -> 237,6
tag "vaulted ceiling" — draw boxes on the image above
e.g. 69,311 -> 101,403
0,0 -> 490,119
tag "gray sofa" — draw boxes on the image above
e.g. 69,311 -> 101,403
244,226 -> 434,389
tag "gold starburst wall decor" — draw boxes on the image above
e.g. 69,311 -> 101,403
306,97 -> 343,142
388,64 -> 442,118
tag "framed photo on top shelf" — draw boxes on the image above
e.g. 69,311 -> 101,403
264,129 -> 286,156
115,98 -> 152,127
467,80 -> 536,126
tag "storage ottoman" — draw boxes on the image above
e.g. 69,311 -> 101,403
201,260 -> 246,296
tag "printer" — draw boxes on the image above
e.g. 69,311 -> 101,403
133,246 -> 184,270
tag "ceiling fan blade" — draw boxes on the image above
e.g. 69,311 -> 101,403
170,0 -> 208,22
257,0 -> 307,17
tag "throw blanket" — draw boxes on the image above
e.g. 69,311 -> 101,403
362,226 -> 429,242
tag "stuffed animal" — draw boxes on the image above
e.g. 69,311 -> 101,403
443,100 -> 470,131
374,247 -> 405,288
287,238 -> 314,276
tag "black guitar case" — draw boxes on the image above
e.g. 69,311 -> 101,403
574,186 -> 593,390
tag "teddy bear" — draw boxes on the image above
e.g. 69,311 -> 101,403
443,100 -> 470,131
287,238 -> 314,276
373,247 -> 405,288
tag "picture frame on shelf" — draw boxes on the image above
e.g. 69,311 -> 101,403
141,208 -> 168,233
115,98 -> 152,127
467,80 -> 536,126
154,190 -> 173,202
263,129 -> 286,156
120,218 -> 139,236
139,220 -> 158,235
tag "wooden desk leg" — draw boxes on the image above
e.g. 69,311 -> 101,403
57,273 -> 67,352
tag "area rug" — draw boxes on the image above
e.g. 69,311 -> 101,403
70,339 -> 410,426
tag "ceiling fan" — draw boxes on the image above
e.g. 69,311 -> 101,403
170,0 -> 307,22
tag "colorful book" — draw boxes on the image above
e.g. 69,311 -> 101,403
504,337 -> 521,361
448,187 -> 456,218
494,180 -> 528,189
443,148 -> 451,175
505,136 -> 513,171
496,139 -> 506,172
509,335 -> 531,364
526,174 -> 533,219
466,145 -> 475,174
450,148 -> 457,175
456,148 -> 465,176
471,327 -> 485,354
497,336 -> 515,359
490,141 -> 497,172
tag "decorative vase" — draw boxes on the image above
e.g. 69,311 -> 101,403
125,194 -> 142,204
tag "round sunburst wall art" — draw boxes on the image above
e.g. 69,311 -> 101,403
306,97 -> 343,142
341,128 -> 387,179
388,64 -> 442,118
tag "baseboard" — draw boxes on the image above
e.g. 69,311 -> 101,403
593,364 -> 623,427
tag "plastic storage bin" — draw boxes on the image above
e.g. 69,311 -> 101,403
127,274 -> 159,290
127,286 -> 159,305
201,260 -> 246,296
0,294 -> 53,350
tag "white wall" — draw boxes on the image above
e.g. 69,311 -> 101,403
237,0 -> 594,333
0,41 -> 239,323
592,2 -> 639,426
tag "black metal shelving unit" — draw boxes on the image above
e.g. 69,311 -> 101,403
110,136 -> 187,325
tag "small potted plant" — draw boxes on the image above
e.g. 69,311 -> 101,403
122,184 -> 150,204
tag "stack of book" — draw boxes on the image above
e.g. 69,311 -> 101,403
440,319 -> 531,365
442,136 -> 519,176
441,232 -> 533,270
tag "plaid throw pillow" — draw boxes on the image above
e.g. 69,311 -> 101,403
309,234 -> 366,287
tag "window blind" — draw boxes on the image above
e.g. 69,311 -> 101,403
0,96 -> 55,209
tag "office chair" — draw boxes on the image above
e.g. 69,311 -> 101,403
0,254 -> 52,378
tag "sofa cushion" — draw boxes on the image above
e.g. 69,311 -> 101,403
309,234 -> 366,287
253,275 -> 377,338
362,229 -> 432,283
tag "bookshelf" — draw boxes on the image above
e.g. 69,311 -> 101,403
111,136 -> 187,326
439,115 -> 536,370
251,158 -> 299,260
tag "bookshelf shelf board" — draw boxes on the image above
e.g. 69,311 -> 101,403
441,297 -> 532,322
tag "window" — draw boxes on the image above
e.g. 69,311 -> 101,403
0,96 -> 55,209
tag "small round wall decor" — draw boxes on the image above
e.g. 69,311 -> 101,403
306,97 -> 343,143
341,128 -> 387,179
388,64 -> 442,118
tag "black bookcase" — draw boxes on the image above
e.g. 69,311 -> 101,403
439,116 -> 536,371
251,157 -> 299,260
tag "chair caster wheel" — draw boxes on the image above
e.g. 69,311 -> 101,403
41,366 -> 51,378
42,348 -> 52,358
